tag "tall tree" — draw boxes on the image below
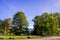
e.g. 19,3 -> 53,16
12,12 -> 28,35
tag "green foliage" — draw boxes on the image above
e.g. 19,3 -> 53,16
22,28 -> 29,35
0,11 -> 60,36
3,18 -> 12,35
32,12 -> 60,36
12,12 -> 29,35
0,19 -> 12,35
0,36 -> 40,39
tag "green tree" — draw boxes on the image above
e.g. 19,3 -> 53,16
3,18 -> 12,35
32,12 -> 59,36
53,12 -> 60,35
12,12 -> 28,35
0,20 -> 4,35
53,12 -> 60,27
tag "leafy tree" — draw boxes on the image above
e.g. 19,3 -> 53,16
32,12 -> 59,36
0,19 -> 4,34
53,12 -> 60,35
12,12 -> 28,35
53,12 -> 60,27
3,18 -> 12,35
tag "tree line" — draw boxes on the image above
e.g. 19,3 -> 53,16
0,12 -> 60,36
0,12 -> 29,35
31,12 -> 60,36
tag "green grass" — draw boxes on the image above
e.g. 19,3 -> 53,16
0,36 -> 41,39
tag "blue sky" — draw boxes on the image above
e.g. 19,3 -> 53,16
0,0 -> 60,28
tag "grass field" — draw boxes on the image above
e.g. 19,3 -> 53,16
0,36 -> 41,39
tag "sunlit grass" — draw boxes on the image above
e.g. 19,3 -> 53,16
0,36 -> 41,39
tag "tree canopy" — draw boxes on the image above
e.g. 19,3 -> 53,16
12,12 -> 28,35
32,12 -> 60,36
